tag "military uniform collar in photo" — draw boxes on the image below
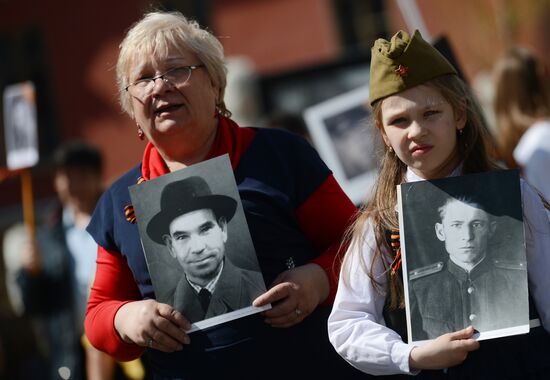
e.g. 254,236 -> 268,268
146,176 -> 237,244
369,30 -> 457,106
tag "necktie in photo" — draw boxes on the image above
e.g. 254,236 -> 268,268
198,288 -> 211,312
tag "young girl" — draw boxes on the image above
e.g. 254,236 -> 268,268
328,30 -> 550,379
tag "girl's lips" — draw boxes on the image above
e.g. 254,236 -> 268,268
411,145 -> 433,156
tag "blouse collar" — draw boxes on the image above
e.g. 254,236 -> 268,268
405,164 -> 463,183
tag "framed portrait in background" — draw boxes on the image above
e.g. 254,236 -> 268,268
303,85 -> 382,205
2,81 -> 39,170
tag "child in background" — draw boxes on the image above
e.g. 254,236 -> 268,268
328,30 -> 550,379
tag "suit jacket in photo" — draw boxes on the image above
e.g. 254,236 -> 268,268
170,259 -> 265,323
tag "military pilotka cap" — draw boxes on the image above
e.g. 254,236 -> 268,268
368,30 -> 457,106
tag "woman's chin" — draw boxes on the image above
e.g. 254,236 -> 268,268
153,119 -> 188,134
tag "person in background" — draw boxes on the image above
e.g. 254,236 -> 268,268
0,306 -> 47,379
14,141 -> 144,380
328,30 -> 550,379
84,10 -> 361,380
492,46 -> 550,201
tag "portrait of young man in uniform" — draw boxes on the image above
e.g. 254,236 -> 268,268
408,195 -> 528,341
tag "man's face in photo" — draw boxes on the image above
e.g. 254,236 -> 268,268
435,199 -> 496,268
165,209 -> 227,286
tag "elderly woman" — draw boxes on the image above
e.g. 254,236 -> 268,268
85,11 -> 360,380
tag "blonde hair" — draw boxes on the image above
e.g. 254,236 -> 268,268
116,11 -> 230,118
493,46 -> 550,168
341,74 -> 499,309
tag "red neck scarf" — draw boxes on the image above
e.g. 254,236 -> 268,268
140,117 -> 255,181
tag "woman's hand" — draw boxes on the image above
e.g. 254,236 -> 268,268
409,326 -> 480,370
252,263 -> 329,328
114,299 -> 192,353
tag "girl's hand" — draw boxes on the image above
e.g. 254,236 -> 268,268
409,326 -> 480,370
252,263 -> 329,328
114,299 -> 192,352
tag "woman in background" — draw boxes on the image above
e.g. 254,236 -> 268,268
493,46 -> 550,201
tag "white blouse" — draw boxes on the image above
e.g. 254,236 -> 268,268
514,120 -> 550,203
327,168 -> 550,376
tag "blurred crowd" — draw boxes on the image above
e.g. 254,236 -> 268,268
1,141 -> 146,380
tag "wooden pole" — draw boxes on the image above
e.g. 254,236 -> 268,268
20,168 -> 36,240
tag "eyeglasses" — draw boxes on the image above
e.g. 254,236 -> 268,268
125,64 -> 205,99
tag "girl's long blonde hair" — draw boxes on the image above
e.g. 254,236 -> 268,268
341,74 -> 499,309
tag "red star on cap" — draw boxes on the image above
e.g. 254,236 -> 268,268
395,64 -> 409,77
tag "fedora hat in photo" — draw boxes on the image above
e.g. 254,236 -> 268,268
146,176 -> 237,244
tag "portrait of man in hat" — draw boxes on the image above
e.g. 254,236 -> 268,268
143,174 -> 266,325
402,171 -> 529,342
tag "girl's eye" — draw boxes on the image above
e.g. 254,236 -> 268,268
389,117 -> 407,125
425,110 -> 440,117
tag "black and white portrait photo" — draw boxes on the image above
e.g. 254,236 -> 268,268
322,105 -> 377,180
2,81 -> 39,169
398,170 -> 529,343
303,85 -> 383,205
129,155 -> 268,332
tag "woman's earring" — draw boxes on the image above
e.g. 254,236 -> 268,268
458,128 -> 464,136
388,146 -> 394,153
137,126 -> 145,140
